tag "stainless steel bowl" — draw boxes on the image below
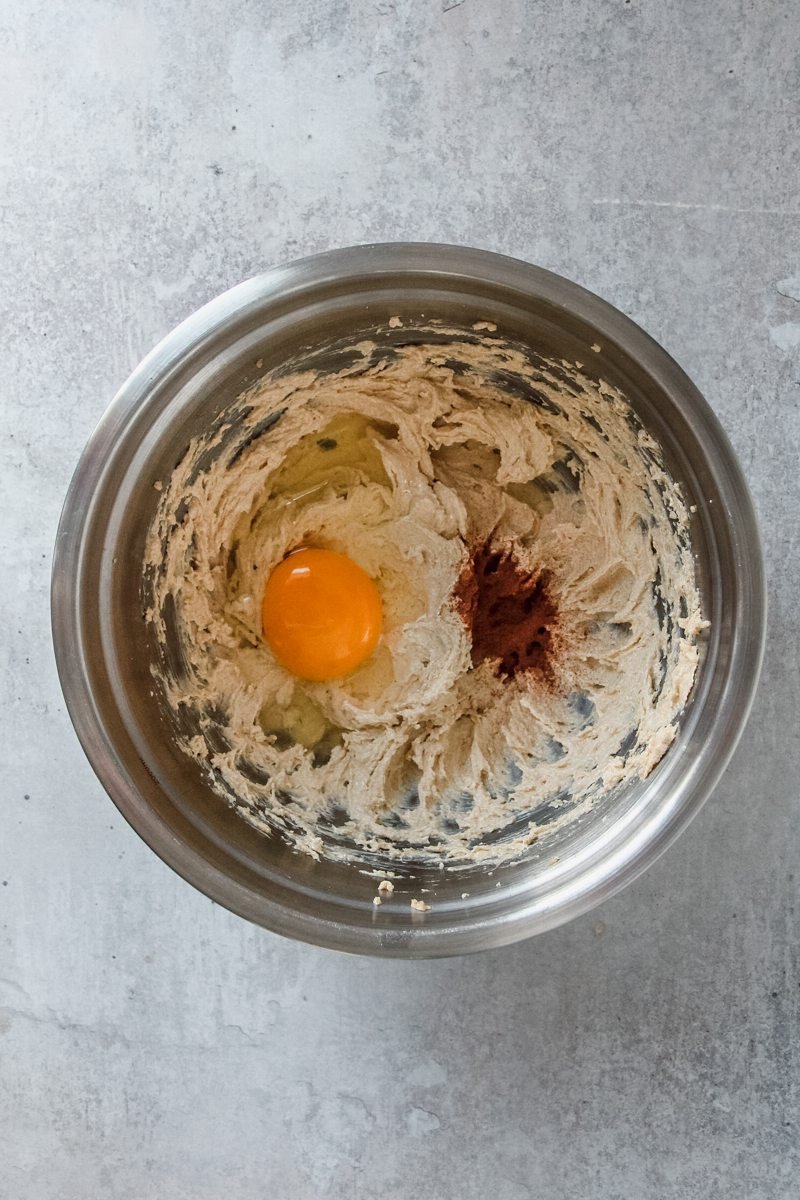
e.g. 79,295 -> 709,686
51,244 -> 766,957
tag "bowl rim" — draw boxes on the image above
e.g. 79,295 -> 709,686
51,242 -> 767,957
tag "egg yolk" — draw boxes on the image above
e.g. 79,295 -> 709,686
261,548 -> 383,681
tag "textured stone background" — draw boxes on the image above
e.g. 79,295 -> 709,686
1,1 -> 799,1196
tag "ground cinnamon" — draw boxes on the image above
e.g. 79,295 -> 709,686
454,541 -> 558,682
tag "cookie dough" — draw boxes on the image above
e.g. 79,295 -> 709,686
144,329 -> 705,866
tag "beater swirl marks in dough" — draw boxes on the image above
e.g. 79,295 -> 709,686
144,332 -> 706,866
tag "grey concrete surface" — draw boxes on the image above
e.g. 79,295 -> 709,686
2,1 -> 799,1196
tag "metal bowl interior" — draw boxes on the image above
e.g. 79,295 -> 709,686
51,244 -> 765,957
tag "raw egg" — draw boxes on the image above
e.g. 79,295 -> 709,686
262,548 -> 383,681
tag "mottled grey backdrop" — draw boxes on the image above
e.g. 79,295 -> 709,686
1,1 -> 798,1197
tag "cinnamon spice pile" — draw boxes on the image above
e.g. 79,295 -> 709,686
454,541 -> 558,682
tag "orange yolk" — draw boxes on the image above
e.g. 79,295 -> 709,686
261,548 -> 383,681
